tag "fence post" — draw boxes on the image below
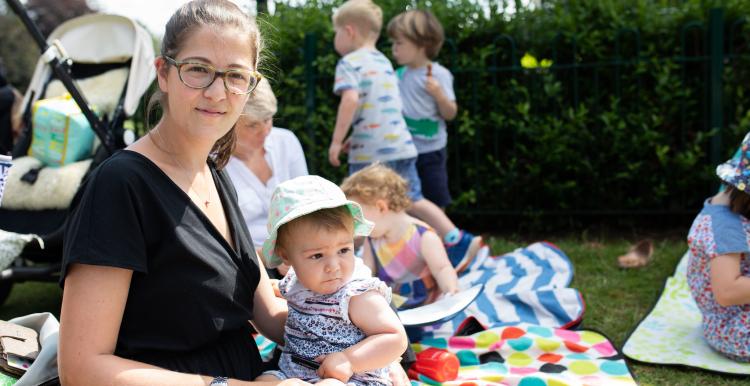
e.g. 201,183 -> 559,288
304,32 -> 317,174
708,8 -> 723,166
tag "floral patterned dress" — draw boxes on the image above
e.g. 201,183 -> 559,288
275,268 -> 393,385
687,199 -> 750,361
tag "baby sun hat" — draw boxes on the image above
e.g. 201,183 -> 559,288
262,175 -> 374,268
717,132 -> 750,193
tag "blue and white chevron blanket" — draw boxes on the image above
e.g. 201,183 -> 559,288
254,242 -> 584,359
418,241 -> 584,339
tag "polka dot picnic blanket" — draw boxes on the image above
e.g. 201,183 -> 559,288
411,323 -> 637,386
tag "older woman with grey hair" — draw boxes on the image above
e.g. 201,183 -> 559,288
226,78 -> 308,264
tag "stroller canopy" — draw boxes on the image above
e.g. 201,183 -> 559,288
22,13 -> 156,116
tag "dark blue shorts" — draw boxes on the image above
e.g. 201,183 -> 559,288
416,147 -> 452,207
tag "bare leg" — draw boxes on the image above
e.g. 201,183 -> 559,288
408,198 -> 455,238
408,198 -> 483,266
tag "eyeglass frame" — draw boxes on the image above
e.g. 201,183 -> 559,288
162,56 -> 262,95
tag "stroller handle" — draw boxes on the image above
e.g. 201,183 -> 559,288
5,0 -> 116,154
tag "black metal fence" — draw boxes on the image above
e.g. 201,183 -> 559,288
298,7 -> 749,218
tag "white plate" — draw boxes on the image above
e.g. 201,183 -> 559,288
397,284 -> 484,327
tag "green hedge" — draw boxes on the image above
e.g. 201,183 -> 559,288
260,0 -> 750,219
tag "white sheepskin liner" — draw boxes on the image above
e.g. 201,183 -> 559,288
2,156 -> 91,210
45,68 -> 129,117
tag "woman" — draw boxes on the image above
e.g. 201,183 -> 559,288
225,78 -> 308,260
59,2 -> 410,384
58,1 -> 311,384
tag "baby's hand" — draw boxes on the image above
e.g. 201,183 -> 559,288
315,352 -> 353,383
437,288 -> 459,301
443,284 -> 460,295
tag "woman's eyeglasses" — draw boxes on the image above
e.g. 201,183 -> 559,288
163,56 -> 262,95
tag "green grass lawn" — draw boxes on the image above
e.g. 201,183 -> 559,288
0,281 -> 61,321
488,236 -> 750,386
1,235 -> 748,385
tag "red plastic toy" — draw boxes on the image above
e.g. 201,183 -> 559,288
407,347 -> 459,382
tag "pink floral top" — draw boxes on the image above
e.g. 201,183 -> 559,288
687,199 -> 750,361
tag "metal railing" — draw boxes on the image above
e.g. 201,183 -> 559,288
297,7 -> 749,217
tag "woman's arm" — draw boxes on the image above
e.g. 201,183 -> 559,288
710,253 -> 750,306
317,291 -> 408,382
60,264 -> 301,386
420,230 -> 459,294
250,257 -> 289,344
59,264 -> 215,386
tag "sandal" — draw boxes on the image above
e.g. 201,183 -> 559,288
617,239 -> 654,268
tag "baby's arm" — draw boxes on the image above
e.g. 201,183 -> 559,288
317,291 -> 408,382
420,229 -> 459,294
710,253 -> 750,306
329,89 -> 359,167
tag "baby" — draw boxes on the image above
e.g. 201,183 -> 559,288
256,175 -> 408,385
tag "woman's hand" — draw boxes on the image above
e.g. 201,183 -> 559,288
269,279 -> 282,298
315,352 -> 353,383
388,361 -> 410,386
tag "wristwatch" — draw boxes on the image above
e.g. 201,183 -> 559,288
209,376 -> 228,386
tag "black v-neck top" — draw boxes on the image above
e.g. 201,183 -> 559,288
62,150 -> 264,379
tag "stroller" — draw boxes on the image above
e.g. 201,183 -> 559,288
0,2 -> 156,306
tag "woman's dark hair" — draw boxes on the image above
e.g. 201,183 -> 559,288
146,0 -> 262,169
